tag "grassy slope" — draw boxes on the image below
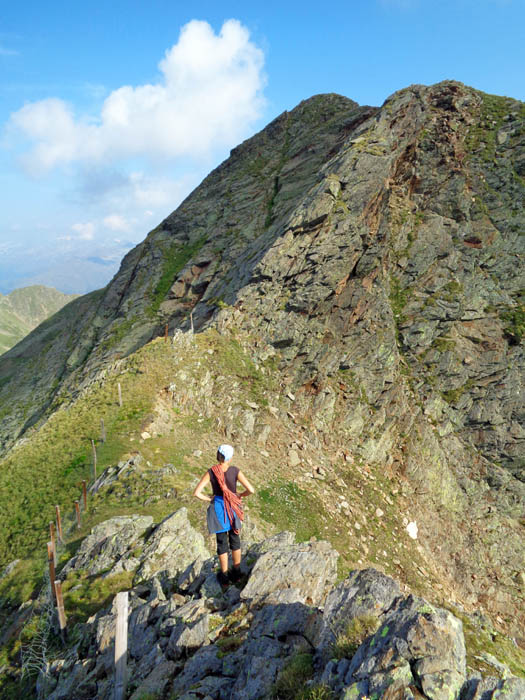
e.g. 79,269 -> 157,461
0,328 -> 523,696
0,287 -> 77,355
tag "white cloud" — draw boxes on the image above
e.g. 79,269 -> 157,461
103,214 -> 130,232
8,19 -> 265,176
71,221 -> 96,240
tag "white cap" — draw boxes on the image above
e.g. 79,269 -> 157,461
217,444 -> 234,461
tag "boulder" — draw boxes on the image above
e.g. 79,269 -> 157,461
134,508 -> 210,583
62,515 -> 153,575
342,595 -> 467,700
462,676 -> 525,700
241,538 -> 338,606
317,568 -> 402,654
129,660 -> 177,700
165,599 -> 210,659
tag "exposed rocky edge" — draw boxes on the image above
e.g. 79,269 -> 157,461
0,93 -> 365,452
38,510 -> 524,700
1,81 -> 525,638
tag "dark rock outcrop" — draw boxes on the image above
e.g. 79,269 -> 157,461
38,515 -> 525,699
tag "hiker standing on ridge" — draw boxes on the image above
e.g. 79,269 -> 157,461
193,444 -> 255,585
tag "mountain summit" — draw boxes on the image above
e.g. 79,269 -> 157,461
0,81 -> 524,643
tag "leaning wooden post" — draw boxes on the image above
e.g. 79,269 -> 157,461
55,505 -> 63,542
49,522 -> 57,566
74,501 -> 81,529
164,323 -> 168,343
91,439 -> 97,479
114,591 -> 129,700
82,480 -> 87,510
47,543 -> 56,601
54,581 -> 67,641
100,418 -> 106,443
117,382 -> 123,407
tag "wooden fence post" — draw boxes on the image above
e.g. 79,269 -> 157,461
164,323 -> 168,343
100,418 -> 106,443
114,591 -> 129,700
47,543 -> 56,601
54,581 -> 67,641
118,383 -> 123,407
82,480 -> 87,510
91,439 -> 97,479
190,311 -> 194,334
49,522 -> 57,566
55,505 -> 63,542
74,500 -> 81,529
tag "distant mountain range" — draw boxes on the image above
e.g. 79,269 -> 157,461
0,285 -> 78,354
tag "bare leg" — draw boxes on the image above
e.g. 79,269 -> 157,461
218,552 -> 229,573
232,549 -> 241,566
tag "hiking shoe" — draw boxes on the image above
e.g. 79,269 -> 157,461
217,570 -> 230,587
229,566 -> 242,583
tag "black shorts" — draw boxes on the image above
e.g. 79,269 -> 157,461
216,530 -> 241,555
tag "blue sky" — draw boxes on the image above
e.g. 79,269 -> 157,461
1,0 -> 524,293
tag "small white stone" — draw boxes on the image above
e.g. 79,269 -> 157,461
406,521 -> 418,539
375,507 -> 384,518
140,431 -> 151,440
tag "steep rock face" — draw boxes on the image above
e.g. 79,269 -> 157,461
0,94 -> 368,449
1,82 -> 524,634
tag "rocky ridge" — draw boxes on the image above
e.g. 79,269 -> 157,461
36,509 -> 525,700
0,81 -> 524,659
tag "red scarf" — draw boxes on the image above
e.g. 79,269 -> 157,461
211,464 -> 244,534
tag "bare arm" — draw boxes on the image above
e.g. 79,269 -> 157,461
237,470 -> 255,498
193,472 -> 212,502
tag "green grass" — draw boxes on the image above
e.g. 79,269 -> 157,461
271,653 -> 314,700
452,609 -> 525,678
61,570 -> 134,625
331,614 -> 380,660
150,235 -> 206,314
500,304 -> 525,344
257,480 -> 322,543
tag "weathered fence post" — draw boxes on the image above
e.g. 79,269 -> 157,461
49,522 -> 57,566
55,505 -> 63,542
47,542 -> 56,601
114,591 -> 129,700
164,323 -> 168,343
100,418 -> 106,443
54,581 -> 67,641
91,439 -> 97,479
117,382 -> 123,407
74,501 -> 81,529
190,311 -> 194,334
82,480 -> 87,510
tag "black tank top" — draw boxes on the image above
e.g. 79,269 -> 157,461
209,466 -> 239,496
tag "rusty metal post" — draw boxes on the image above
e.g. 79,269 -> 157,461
82,480 -> 87,510
91,439 -> 97,480
49,522 -> 57,566
54,581 -> 67,641
55,505 -> 63,542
